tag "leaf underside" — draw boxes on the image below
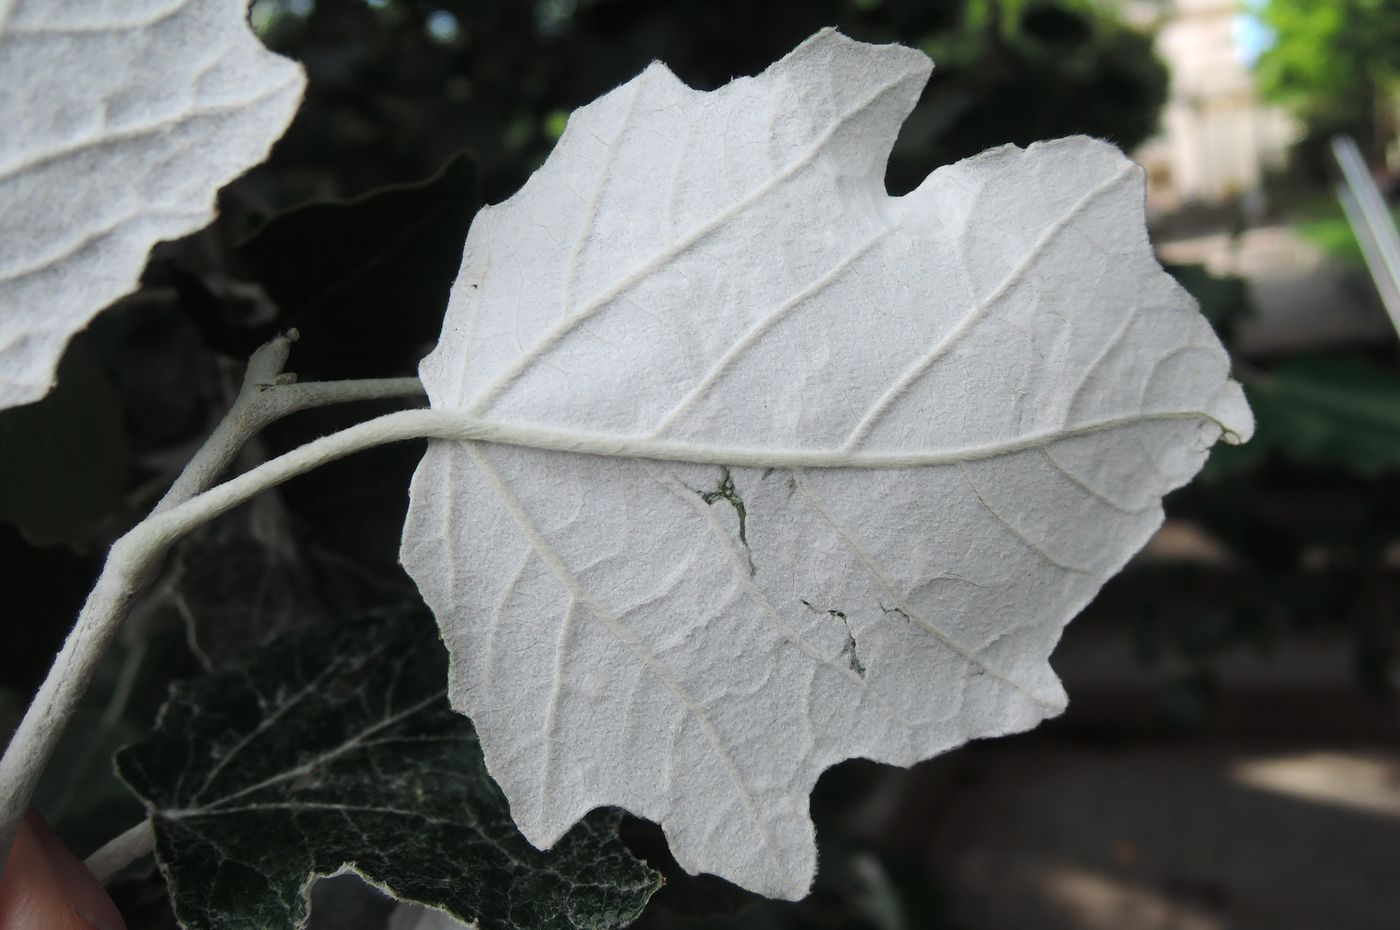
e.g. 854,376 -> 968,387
400,28 -> 1253,899
0,0 -> 304,410
116,612 -> 660,930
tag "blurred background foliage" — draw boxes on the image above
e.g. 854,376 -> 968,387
1254,0 -> 1400,167
2,1 -> 1398,928
247,0 -> 1168,205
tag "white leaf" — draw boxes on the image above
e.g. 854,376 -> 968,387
400,28 -> 1252,900
0,0 -> 304,409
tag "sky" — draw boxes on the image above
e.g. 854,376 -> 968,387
1234,0 -> 1275,65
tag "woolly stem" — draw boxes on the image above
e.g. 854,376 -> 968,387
85,820 -> 155,884
0,333 -> 427,873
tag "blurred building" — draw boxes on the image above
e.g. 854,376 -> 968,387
1125,0 -> 1297,214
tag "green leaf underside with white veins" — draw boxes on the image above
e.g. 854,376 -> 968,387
115,612 -> 660,930
0,0 -> 304,410
400,29 -> 1252,899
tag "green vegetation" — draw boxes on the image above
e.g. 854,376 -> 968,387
1254,0 -> 1400,160
1291,197 -> 1400,267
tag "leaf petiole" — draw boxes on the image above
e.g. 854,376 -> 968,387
0,335 -> 428,871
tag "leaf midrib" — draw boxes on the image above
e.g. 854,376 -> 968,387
419,407 -> 1232,469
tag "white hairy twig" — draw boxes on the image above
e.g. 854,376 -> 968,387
154,330 -> 423,512
0,332 -> 425,874
85,820 -> 156,884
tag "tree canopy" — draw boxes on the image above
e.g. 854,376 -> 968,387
1254,0 -> 1400,161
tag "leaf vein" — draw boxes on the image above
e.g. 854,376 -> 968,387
0,76 -> 300,183
650,223 -> 897,437
638,460 -> 915,727
789,469 -> 1062,709
467,445 -> 788,872
466,65 -> 921,416
957,462 -> 1091,574
843,162 -> 1136,450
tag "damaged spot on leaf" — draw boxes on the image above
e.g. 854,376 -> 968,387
697,467 -> 755,576
800,599 -> 866,678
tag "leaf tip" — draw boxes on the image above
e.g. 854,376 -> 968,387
779,25 -> 934,94
1213,380 -> 1255,445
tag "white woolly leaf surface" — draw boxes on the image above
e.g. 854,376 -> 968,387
401,28 -> 1252,900
0,0 -> 304,409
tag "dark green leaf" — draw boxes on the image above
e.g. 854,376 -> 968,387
149,495 -> 326,670
1213,354 -> 1400,476
34,629 -> 198,858
116,610 -> 660,930
237,153 -> 480,380
0,335 -> 127,546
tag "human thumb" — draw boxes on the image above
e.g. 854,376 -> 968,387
0,811 -> 127,930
